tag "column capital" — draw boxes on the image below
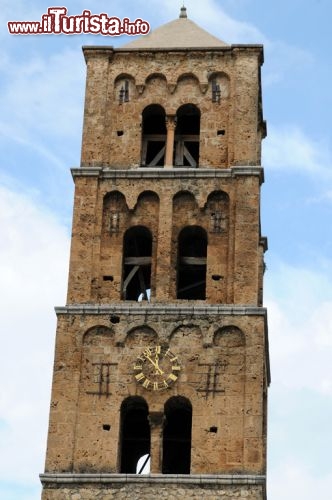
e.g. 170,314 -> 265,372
148,411 -> 165,428
165,114 -> 177,130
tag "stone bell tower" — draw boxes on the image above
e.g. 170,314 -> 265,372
41,7 -> 269,499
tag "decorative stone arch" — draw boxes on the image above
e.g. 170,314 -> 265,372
145,72 -> 168,86
214,325 -> 245,348
204,190 -> 230,234
174,73 -> 204,99
114,73 -> 136,104
119,396 -> 150,473
176,225 -> 207,300
135,189 -> 159,203
83,325 -> 115,345
99,191 -> 129,300
141,104 -> 166,167
80,325 -> 116,397
173,67 -> 206,87
122,226 -> 153,301
173,190 -> 198,215
162,396 -> 192,474
134,190 -> 160,216
124,325 -> 159,348
208,71 -> 230,102
214,325 -> 246,377
102,190 -> 128,236
169,324 -> 203,357
176,72 -> 201,87
114,72 -> 136,84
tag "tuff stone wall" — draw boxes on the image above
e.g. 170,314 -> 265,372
42,484 -> 264,500
44,306 -> 268,475
81,46 -> 265,169
41,475 -> 265,500
66,168 -> 264,305
42,24 -> 268,500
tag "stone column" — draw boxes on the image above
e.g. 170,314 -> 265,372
165,115 -> 176,168
148,412 -> 164,473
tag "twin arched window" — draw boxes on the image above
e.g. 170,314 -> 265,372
120,396 -> 192,474
122,225 -> 207,301
141,104 -> 200,167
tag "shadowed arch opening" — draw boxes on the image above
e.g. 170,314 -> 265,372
122,226 -> 152,301
141,104 -> 166,166
120,397 -> 150,473
162,396 -> 192,474
177,226 -> 207,299
174,104 -> 200,167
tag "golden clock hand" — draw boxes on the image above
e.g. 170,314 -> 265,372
144,353 -> 164,375
154,352 -> 164,375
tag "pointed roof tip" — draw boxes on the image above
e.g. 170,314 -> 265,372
179,6 -> 188,19
121,8 -> 228,50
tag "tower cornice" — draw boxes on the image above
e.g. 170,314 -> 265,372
72,166 -> 265,183
55,303 -> 267,317
83,44 -> 264,64
40,473 -> 266,486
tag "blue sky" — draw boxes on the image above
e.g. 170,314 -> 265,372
1,1 -> 332,498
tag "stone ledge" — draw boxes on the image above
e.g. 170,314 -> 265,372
72,166 -> 264,182
55,304 -> 267,317
40,473 -> 266,486
83,45 -> 263,55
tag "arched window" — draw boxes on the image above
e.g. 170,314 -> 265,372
162,396 -> 192,474
174,104 -> 200,167
122,226 -> 152,301
177,226 -> 207,299
141,105 -> 166,167
120,397 -> 150,473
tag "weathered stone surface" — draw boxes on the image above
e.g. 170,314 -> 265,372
42,12 -> 268,500
43,309 -> 268,476
42,484 -> 264,500
81,46 -> 264,169
41,475 -> 266,499
66,169 -> 264,306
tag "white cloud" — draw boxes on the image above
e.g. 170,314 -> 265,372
266,261 -> 332,499
186,0 -> 265,43
0,184 -> 70,487
0,47 -> 85,142
139,0 -> 313,87
266,261 -> 332,395
263,40 -> 313,86
143,0 -> 266,43
0,1 -> 43,36
269,459 -> 332,500
263,123 -> 332,178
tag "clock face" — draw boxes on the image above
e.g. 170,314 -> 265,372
134,345 -> 181,391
